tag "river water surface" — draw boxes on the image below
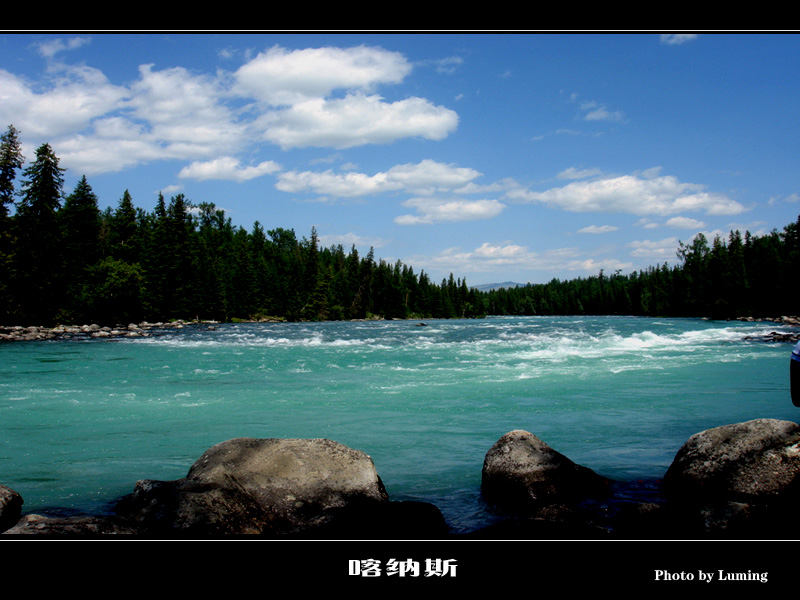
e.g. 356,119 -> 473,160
1,316 -> 797,533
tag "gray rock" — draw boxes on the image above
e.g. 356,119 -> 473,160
116,437 -> 391,536
663,418 -> 800,501
187,437 -> 389,533
481,429 -> 610,511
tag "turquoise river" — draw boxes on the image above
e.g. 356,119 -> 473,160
1,315 -> 798,534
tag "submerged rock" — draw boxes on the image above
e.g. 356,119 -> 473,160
481,429 -> 611,512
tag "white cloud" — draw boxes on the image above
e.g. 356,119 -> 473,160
581,102 -> 625,122
665,216 -> 705,229
35,36 -> 91,58
278,169 -> 389,198
0,66 -> 127,141
128,64 -> 246,153
660,34 -> 698,45
628,237 -> 680,260
233,44 -> 412,106
578,225 -> 619,234
318,232 -> 388,249
432,56 -> 464,74
383,160 -> 481,194
508,172 -> 746,216
394,198 -> 505,225
558,167 -> 603,180
233,45 -> 457,149
407,242 -> 632,276
0,43 -> 458,176
179,156 -> 282,182
257,92 -> 458,150
276,159 -> 481,198
573,97 -> 625,123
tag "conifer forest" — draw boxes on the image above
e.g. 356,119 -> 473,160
1,125 -> 798,327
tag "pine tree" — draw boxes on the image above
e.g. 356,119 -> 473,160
59,176 -> 101,320
111,190 -> 139,264
0,125 -> 24,322
0,125 -> 24,219
13,143 -> 66,323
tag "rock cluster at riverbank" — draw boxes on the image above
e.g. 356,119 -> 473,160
3,315 -> 798,343
735,316 -> 800,343
2,418 -> 799,539
0,320 -> 214,342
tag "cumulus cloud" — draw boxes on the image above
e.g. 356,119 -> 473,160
1,42 -> 458,176
578,225 -> 619,234
276,159 -> 482,198
508,171 -> 746,217
0,66 -> 127,141
665,216 -> 705,229
258,92 -> 458,150
234,45 -> 458,150
179,156 -> 282,182
233,44 -> 412,106
127,64 -> 247,154
394,198 -> 505,225
408,242 -> 632,276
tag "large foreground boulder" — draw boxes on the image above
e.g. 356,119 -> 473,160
481,430 -> 610,512
116,437 -> 394,536
657,418 -> 800,538
663,418 -> 800,501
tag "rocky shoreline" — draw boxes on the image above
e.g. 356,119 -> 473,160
0,319 -> 216,342
2,315 -> 798,344
736,315 -> 800,343
2,417 -> 800,539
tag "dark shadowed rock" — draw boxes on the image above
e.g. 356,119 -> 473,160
4,514 -> 139,535
663,418 -> 800,501
0,485 -> 23,533
481,430 -> 611,512
114,478 -> 273,536
468,502 -> 610,539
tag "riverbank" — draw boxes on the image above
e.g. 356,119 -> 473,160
0,319 -> 215,342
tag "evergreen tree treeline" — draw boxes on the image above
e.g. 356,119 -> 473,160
0,128 -> 485,326
483,222 -> 800,320
1,127 -> 798,327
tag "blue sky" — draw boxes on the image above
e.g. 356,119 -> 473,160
1,32 -> 798,286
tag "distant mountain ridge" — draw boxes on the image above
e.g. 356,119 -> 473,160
472,281 -> 528,291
